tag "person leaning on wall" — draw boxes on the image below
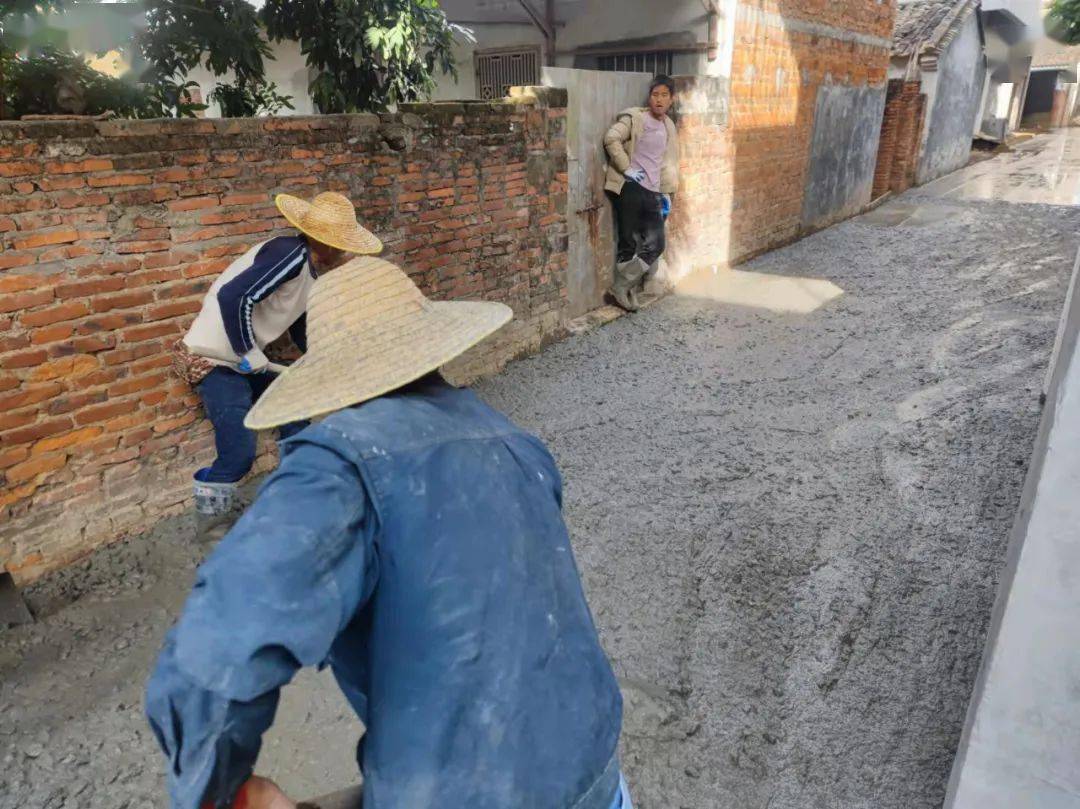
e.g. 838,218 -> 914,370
602,75 -> 680,312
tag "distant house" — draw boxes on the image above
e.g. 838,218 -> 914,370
1022,37 -> 1080,128
430,0 -> 729,101
888,0 -> 988,186
981,0 -> 1042,138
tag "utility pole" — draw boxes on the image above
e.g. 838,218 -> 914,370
517,0 -> 556,66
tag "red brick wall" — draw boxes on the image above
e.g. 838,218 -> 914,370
668,0 -> 894,273
873,79 -> 926,198
0,100 -> 568,583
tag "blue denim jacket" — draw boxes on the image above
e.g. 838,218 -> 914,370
146,377 -> 623,809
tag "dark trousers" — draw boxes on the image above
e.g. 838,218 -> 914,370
612,180 -> 666,266
195,367 -> 307,483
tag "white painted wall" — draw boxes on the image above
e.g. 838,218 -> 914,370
188,39 -> 314,117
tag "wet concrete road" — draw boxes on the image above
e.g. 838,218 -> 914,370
922,129 -> 1080,205
3,132 -> 1080,809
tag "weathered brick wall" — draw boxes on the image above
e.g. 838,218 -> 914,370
0,100 -> 568,583
668,0 -> 894,273
874,79 -> 926,198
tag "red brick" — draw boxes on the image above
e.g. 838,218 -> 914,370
73,399 -> 140,427
1,347 -> 48,369
156,279 -> 211,301
1,416 -> 74,446
29,354 -> 98,382
0,332 -> 28,353
120,427 -> 155,448
146,299 -> 202,321
168,196 -> 219,212
34,179 -> 88,198
0,161 -> 41,177
0,408 -> 36,432
109,373 -> 167,397
221,193 -> 267,206
0,253 -> 36,271
20,302 -> 89,328
12,228 -> 78,250
141,390 -> 169,407
183,259 -> 230,278
102,409 -> 155,433
0,446 -> 29,468
91,290 -> 154,313
122,322 -> 179,343
48,390 -> 107,416
55,277 -> 127,299
44,159 -> 113,175
77,367 -> 123,388
69,334 -> 118,354
30,324 -> 74,345
87,173 -> 152,188
75,257 -> 142,277
0,382 -> 62,412
6,452 -> 66,484
31,426 -> 103,455
53,191 -> 110,210
76,313 -> 141,334
153,412 -> 196,434
102,341 -> 161,366
115,240 -> 172,254
131,354 -> 172,374
0,289 -> 54,313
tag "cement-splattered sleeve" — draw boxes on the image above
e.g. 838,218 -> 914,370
144,437 -> 376,809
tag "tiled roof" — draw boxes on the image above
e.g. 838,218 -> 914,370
893,0 -> 981,58
1032,38 -> 1080,69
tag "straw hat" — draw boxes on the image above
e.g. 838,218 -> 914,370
275,191 -> 383,254
244,255 -> 513,429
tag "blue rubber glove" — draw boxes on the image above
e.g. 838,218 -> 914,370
625,168 -> 647,184
661,194 -> 671,219
236,348 -> 268,375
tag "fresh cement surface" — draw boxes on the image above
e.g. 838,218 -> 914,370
4,140 -> 1080,808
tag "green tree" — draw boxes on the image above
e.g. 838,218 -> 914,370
140,0 -> 273,117
261,0 -> 468,113
1048,0 -> 1080,44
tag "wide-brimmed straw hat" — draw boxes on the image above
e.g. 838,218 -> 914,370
244,255 -> 513,429
275,191 -> 383,254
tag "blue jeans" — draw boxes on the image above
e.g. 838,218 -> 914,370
195,366 -> 307,484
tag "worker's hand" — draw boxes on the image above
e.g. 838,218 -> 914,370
624,167 -> 647,184
661,194 -> 672,219
242,776 -> 297,809
237,348 -> 269,375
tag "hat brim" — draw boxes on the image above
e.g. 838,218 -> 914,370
244,300 -> 513,430
276,194 -> 383,255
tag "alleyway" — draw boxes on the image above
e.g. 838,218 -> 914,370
4,131 -> 1080,809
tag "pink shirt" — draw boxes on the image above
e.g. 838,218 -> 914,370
629,113 -> 668,193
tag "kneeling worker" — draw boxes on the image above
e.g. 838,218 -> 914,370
173,191 -> 382,535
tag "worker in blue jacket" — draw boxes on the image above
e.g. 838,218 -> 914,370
146,255 -> 632,809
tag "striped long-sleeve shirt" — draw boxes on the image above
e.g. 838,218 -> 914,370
182,236 -> 314,369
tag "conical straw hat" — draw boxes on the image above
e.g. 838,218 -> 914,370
275,191 -> 383,254
245,255 -> 513,429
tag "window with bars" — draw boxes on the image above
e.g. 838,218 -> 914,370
474,47 -> 542,100
596,51 -> 674,76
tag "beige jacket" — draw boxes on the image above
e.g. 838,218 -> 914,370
603,107 -> 680,195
